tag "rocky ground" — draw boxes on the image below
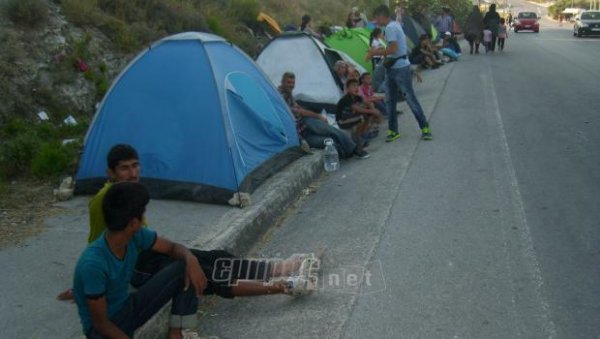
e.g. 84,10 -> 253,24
0,1 -> 127,122
0,179 -> 57,249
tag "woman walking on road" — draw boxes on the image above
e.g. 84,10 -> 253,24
484,4 -> 501,52
464,5 -> 484,54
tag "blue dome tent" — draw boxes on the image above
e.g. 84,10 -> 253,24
75,32 -> 301,204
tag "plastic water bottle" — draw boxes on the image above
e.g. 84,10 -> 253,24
323,138 -> 339,172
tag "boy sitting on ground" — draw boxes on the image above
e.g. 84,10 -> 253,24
73,182 -> 204,339
60,145 -> 317,307
336,79 -> 384,159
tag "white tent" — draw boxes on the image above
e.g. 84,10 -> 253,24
256,33 -> 365,113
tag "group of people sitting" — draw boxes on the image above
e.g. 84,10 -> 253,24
409,32 -> 462,69
278,65 -> 387,160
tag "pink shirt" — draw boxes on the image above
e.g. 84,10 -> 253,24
359,84 -> 374,99
498,24 -> 508,39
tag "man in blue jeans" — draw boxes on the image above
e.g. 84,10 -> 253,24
278,72 -> 360,158
367,5 -> 432,142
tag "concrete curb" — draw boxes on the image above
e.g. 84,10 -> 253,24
136,151 -> 324,338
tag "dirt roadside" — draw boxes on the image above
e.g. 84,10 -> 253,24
0,179 -> 58,249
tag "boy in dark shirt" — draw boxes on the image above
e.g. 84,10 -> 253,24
336,79 -> 383,159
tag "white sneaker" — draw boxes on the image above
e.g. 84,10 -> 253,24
283,275 -> 317,296
181,329 -> 205,339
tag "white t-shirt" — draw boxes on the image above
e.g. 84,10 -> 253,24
371,39 -> 384,60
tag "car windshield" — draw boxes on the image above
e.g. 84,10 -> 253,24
518,12 -> 537,19
581,12 -> 600,20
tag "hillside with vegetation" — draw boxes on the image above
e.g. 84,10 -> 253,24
548,0 -> 591,18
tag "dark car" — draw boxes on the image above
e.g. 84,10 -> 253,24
574,11 -> 600,37
514,12 -> 540,33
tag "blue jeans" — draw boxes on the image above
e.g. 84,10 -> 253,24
386,66 -> 428,133
302,117 -> 356,158
87,261 -> 198,338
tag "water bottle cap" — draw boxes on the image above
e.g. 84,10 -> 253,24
324,138 -> 334,146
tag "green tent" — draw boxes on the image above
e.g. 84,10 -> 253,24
325,28 -> 385,73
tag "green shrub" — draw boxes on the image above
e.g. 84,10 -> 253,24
99,15 -> 139,52
83,69 -> 96,81
34,121 -> 60,140
229,0 -> 260,26
31,142 -> 73,178
130,22 -> 160,46
95,75 -> 110,99
61,0 -> 100,26
98,62 -> 108,74
2,0 -> 49,27
0,117 -> 86,179
0,174 -> 6,193
147,1 -> 207,34
0,133 -> 41,177
0,118 -> 30,138
72,32 -> 93,60
207,16 -> 224,36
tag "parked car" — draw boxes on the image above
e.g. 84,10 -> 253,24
514,12 -> 540,33
573,11 -> 600,37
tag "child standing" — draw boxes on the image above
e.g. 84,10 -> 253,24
498,18 -> 508,51
483,29 -> 493,53
369,28 -> 385,69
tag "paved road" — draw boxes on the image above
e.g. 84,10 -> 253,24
196,12 -> 600,339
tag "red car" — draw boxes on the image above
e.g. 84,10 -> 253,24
514,12 -> 540,33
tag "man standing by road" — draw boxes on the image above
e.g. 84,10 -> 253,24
434,7 -> 455,36
367,5 -> 432,141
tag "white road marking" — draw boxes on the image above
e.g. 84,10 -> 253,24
481,59 -> 558,338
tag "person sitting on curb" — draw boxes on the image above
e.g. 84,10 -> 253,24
73,182 -> 205,339
59,145 -> 317,304
410,35 -> 440,70
336,78 -> 384,159
278,72 -> 361,159
358,72 -> 387,117
441,31 -> 461,61
334,60 -> 349,88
